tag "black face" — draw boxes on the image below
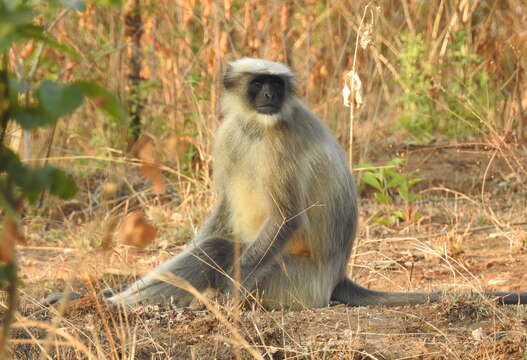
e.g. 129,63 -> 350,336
247,75 -> 285,115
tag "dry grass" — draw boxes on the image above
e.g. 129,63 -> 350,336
9,147 -> 527,359
2,0 -> 527,359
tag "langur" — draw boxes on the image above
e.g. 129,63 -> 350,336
61,58 -> 527,308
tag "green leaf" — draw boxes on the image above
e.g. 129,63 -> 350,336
17,24 -> 80,60
0,12 -> 79,57
0,7 -> 36,27
9,76 -> 30,93
392,210 -> 405,220
408,178 -> 423,187
75,81 -> 125,121
96,0 -> 123,6
386,173 -> 406,188
0,30 -> 28,54
374,216 -> 394,226
373,170 -> 385,182
384,169 -> 399,178
0,184 -> 17,218
398,187 -> 409,202
8,166 -> 41,203
37,81 -> 84,119
46,167 -> 78,199
0,264 -> 15,289
374,192 -> 390,205
7,76 -> 30,108
388,157 -> 405,166
389,215 -> 400,224
361,172 -> 383,192
8,165 -> 77,203
13,107 -> 54,129
0,147 -> 22,172
1,146 -> 77,204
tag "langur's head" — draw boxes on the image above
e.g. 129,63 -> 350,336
221,58 -> 296,125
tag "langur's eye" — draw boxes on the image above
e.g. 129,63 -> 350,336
252,81 -> 263,89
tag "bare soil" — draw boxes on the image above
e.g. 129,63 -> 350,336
8,140 -> 527,359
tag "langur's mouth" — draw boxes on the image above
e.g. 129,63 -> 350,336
256,106 -> 279,114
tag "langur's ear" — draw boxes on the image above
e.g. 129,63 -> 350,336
223,63 -> 235,89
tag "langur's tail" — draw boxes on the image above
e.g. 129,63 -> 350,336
331,278 -> 527,306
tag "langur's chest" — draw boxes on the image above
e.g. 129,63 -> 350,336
225,170 -> 312,257
226,170 -> 271,243
225,139 -> 272,239
222,141 -> 311,257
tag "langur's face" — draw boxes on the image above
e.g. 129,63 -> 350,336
246,75 -> 286,115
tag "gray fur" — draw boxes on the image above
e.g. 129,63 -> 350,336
109,58 -> 527,308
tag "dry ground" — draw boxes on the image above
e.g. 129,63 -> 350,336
6,138 -> 527,359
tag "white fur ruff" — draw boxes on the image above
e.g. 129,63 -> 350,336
227,57 -> 293,77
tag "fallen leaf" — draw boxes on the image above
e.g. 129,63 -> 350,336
118,212 -> 157,248
132,134 -> 166,193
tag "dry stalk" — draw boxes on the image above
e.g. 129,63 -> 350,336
11,319 -> 98,359
346,3 -> 375,280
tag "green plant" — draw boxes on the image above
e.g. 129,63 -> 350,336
356,157 -> 422,226
396,33 -> 436,140
0,0 -> 123,354
396,30 -> 500,141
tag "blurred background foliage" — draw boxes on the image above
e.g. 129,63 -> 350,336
0,0 -> 526,255
4,0 -> 526,172
0,0 -> 524,246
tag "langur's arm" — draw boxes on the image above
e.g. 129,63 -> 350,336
193,197 -> 232,244
238,185 -> 301,291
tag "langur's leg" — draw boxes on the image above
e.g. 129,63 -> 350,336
109,237 -> 234,306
